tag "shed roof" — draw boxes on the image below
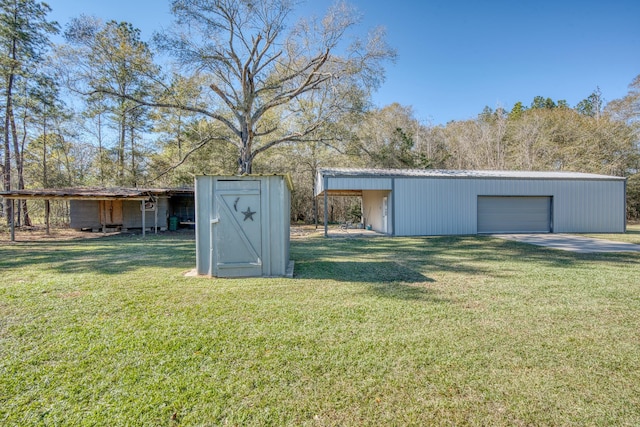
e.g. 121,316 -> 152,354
319,168 -> 625,181
197,173 -> 294,191
0,187 -> 194,200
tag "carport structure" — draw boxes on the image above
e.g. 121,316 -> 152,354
0,187 -> 187,242
315,168 -> 627,237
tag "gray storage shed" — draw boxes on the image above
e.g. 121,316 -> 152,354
195,175 -> 292,277
316,168 -> 627,236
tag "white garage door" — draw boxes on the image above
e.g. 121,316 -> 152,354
477,196 -> 552,233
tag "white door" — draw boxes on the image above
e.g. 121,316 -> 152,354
211,180 -> 263,277
382,196 -> 388,233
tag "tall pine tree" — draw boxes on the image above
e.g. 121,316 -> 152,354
0,0 -> 57,224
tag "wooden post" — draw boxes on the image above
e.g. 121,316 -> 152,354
99,200 -> 106,234
323,176 -> 328,237
154,197 -> 158,234
10,199 -> 15,242
141,200 -> 146,237
45,200 -> 50,235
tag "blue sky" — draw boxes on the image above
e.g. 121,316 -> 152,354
47,0 -> 640,125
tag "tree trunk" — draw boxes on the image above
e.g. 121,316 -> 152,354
238,145 -> 253,174
118,117 -> 125,184
3,71 -> 14,226
237,120 -> 253,174
98,112 -> 104,185
2,101 -> 11,225
311,162 -> 318,229
238,153 -> 253,174
176,112 -> 183,161
130,125 -> 136,185
43,112 -> 48,187
12,100 -> 31,226
45,199 -> 50,235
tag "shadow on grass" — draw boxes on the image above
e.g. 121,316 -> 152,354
294,259 -> 447,302
294,260 -> 434,283
0,233 -> 195,275
4,230 -> 638,281
291,234 -> 640,284
366,281 -> 452,302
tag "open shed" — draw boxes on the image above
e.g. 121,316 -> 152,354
316,168 -> 627,236
195,174 -> 293,278
0,187 -> 194,241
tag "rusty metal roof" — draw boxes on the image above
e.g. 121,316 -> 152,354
0,187 -> 194,200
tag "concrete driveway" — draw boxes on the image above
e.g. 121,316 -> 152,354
492,234 -> 640,253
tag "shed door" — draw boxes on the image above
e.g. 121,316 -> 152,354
99,200 -> 123,225
477,196 -> 552,233
212,180 -> 262,277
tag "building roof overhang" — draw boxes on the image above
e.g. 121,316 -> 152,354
0,187 -> 194,200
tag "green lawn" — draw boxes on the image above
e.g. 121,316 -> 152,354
1,231 -> 639,426
583,223 -> 640,244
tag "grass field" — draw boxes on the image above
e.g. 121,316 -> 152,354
1,228 -> 639,426
583,223 -> 640,244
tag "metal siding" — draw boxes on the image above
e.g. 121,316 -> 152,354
119,198 -> 168,229
121,201 -> 138,228
315,171 -> 324,195
327,177 -> 392,191
264,175 -> 290,276
69,200 -> 100,229
195,176 -> 212,275
552,180 -> 624,232
473,178 -> 617,233
121,200 -> 159,229
262,178 -> 271,276
195,175 -> 291,277
395,179 -> 478,236
393,177 -> 625,235
282,177 -> 291,273
390,179 -> 395,235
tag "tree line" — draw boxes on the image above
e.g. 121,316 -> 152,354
1,0 -> 639,227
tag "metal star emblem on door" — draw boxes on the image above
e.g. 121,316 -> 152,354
242,207 -> 256,221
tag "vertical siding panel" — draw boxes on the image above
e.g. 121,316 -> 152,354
417,179 -> 427,235
195,176 -> 212,275
70,200 -> 100,229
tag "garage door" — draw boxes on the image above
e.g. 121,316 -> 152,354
477,196 -> 552,233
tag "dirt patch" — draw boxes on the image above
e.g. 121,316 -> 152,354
3,224 -> 333,243
0,225 -> 202,243
0,226 -> 122,243
290,225 -> 324,239
59,290 -> 84,299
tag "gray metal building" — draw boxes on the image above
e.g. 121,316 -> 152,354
316,168 -> 626,236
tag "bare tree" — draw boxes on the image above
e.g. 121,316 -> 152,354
93,0 -> 394,174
